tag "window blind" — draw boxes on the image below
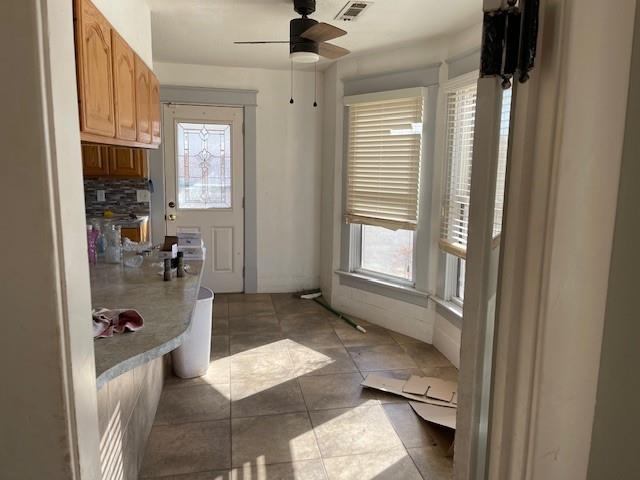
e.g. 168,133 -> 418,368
344,95 -> 424,231
439,82 -> 512,259
439,83 -> 477,259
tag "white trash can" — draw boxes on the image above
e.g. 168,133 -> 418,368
172,287 -> 214,378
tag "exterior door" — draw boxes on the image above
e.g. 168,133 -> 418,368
163,104 -> 244,293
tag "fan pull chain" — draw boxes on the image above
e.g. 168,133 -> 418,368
313,63 -> 318,108
289,60 -> 294,104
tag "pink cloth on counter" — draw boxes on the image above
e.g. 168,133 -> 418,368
92,308 -> 144,338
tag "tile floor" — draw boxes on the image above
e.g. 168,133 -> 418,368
140,293 -> 457,480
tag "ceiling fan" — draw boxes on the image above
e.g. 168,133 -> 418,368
234,0 -> 351,64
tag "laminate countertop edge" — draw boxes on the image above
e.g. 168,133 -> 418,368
91,258 -> 205,390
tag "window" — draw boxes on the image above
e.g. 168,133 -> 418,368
359,225 -> 414,282
343,88 -> 425,286
439,74 -> 512,305
439,82 -> 477,258
176,122 -> 232,209
445,254 -> 466,306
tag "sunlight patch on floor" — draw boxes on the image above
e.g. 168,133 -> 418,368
196,339 -> 334,400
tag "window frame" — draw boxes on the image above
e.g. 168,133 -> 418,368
340,87 -> 433,295
435,72 -> 512,311
444,254 -> 465,308
435,71 -> 480,310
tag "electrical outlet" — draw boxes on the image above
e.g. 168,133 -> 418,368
136,189 -> 150,203
97,190 -> 105,202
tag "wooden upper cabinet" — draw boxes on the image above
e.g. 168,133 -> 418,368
75,0 -> 115,137
135,56 -> 152,145
150,75 -> 161,145
74,0 -> 160,148
81,144 -> 110,176
112,30 -> 137,141
108,147 -> 148,177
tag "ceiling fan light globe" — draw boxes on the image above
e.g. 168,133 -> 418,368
290,51 -> 320,63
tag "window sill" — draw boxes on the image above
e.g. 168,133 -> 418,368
431,295 -> 463,328
336,270 -> 430,308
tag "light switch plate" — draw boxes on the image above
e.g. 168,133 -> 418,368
136,189 -> 150,203
97,190 -> 105,202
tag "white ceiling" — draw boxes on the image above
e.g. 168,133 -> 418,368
148,0 -> 481,70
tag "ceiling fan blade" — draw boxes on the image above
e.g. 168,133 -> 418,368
234,41 -> 289,44
301,22 -> 347,42
318,42 -> 350,60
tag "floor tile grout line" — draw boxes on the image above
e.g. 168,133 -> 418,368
319,448 -> 429,480
143,456 -> 332,479
153,293 -> 452,478
280,318 -> 334,477
152,415 -> 231,429
295,357 -> 332,479
224,294 -> 278,472
317,445 -> 414,462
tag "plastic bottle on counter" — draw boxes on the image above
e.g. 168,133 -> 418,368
104,224 -> 122,264
86,224 -> 98,265
176,251 -> 185,277
163,258 -> 172,281
91,220 -> 105,261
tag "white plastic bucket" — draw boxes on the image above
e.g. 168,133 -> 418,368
172,287 -> 214,378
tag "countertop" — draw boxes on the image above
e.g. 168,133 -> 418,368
91,257 -> 203,389
87,215 -> 149,228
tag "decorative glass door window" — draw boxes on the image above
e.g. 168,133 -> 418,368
176,122 -> 232,209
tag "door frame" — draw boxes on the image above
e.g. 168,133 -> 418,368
149,86 -> 258,293
456,0 -> 637,479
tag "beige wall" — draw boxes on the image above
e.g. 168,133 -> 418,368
0,0 -> 99,477
588,2 -> 640,477
526,1 -> 635,477
93,0 -> 153,67
487,0 -> 637,478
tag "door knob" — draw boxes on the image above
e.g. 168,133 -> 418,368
167,214 -> 177,221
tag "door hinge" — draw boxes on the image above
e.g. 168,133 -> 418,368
242,266 -> 245,278
480,0 -> 539,88
242,197 -> 245,209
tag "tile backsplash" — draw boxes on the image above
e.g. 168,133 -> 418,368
84,178 -> 151,216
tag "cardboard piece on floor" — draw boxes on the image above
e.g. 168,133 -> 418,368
426,378 -> 457,403
402,375 -> 430,395
402,375 -> 458,402
410,401 -> 457,430
361,374 -> 456,408
361,375 -> 426,402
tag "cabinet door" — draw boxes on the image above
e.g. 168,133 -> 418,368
112,31 -> 137,141
82,144 -> 110,176
75,0 -> 115,137
150,74 -> 161,145
134,148 -> 149,177
108,147 -> 147,178
135,56 -> 152,144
